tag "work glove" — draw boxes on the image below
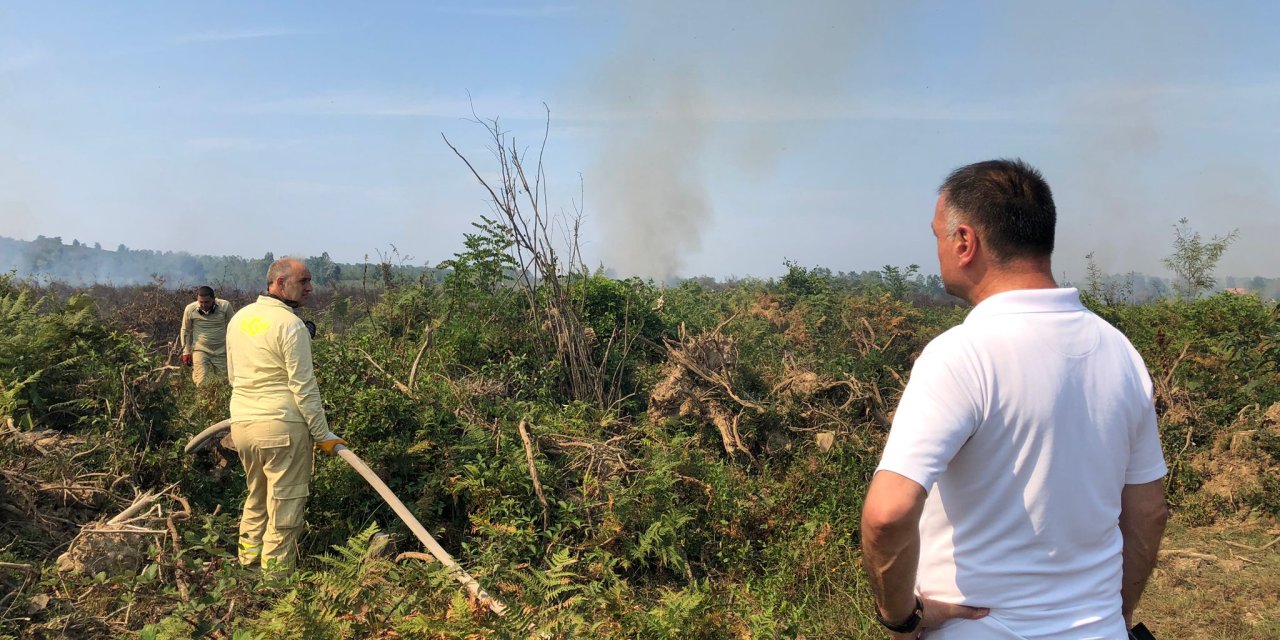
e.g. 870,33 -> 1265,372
316,433 -> 348,455
181,353 -> 193,367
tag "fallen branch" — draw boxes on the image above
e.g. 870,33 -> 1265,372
2,417 -> 49,455
166,514 -> 190,602
395,551 -> 437,564
667,347 -> 765,414
1222,539 -> 1261,552
516,419 -> 550,530
0,562 -> 36,574
407,322 -> 437,390
357,348 -> 413,396
108,490 -> 165,525
1160,548 -> 1218,562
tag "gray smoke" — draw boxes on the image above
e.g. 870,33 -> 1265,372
585,1 -> 893,280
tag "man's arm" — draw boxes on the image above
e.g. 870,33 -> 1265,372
862,470 -> 927,625
862,471 -> 988,637
179,304 -> 194,354
1119,479 -> 1168,627
280,321 -> 332,442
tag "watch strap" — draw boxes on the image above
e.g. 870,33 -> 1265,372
876,596 -> 924,633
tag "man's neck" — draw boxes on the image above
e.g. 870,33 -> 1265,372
265,292 -> 301,309
966,262 -> 1057,306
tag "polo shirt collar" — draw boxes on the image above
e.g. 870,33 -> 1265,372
964,287 -> 1083,323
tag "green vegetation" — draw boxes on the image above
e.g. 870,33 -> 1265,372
2,245 -> 1278,638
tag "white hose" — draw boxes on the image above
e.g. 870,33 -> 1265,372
183,421 -> 507,615
183,419 -> 232,454
335,444 -> 508,616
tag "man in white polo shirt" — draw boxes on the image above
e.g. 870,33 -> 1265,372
861,159 -> 1169,639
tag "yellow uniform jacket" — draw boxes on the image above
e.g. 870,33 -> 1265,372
226,295 -> 330,441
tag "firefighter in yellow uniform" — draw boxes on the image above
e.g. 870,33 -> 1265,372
225,257 -> 346,569
180,286 -> 234,387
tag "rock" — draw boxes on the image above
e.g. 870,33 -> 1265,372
26,594 -> 50,614
815,431 -> 835,453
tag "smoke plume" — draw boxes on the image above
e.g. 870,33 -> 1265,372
585,1 -> 891,279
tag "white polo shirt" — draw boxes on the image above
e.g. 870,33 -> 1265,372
877,288 -> 1166,640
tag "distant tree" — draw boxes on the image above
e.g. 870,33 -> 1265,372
1162,217 -> 1238,300
1084,252 -> 1134,305
93,242 -> 102,251
307,252 -> 336,285
880,264 -> 920,300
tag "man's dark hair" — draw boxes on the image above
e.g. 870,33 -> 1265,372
196,285 -> 215,298
939,159 -> 1056,262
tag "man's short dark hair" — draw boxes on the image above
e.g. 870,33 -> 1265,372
939,159 -> 1056,262
196,286 -> 215,298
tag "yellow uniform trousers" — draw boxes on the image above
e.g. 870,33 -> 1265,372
230,420 -> 313,569
192,351 -> 227,388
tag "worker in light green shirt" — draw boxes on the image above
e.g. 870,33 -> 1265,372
180,286 -> 234,387
226,257 -> 346,570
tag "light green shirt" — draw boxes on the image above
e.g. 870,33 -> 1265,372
180,298 -> 234,356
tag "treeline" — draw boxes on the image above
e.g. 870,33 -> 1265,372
0,235 -> 436,290
3,258 -> 1278,638
6,233 -> 1280,300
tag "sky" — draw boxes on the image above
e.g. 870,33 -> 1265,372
2,1 -> 1278,281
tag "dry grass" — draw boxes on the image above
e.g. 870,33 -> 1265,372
1139,517 -> 1280,639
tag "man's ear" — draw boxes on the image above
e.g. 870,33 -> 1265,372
954,224 -> 979,267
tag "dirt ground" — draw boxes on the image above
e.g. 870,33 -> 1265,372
1138,517 -> 1280,639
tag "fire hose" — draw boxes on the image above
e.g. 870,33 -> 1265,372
185,421 -> 507,616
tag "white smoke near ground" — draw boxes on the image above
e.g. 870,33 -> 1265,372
584,1 -> 893,280
592,74 -> 712,281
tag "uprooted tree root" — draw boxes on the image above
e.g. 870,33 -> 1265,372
648,314 -> 907,458
55,487 -> 191,579
648,322 -> 760,457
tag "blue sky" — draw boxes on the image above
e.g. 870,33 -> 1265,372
2,1 -> 1278,280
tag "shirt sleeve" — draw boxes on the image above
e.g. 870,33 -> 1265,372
1126,367 -> 1168,484
225,315 -> 236,386
180,305 -> 194,355
280,320 -> 331,441
223,300 -> 235,329
877,338 -> 984,492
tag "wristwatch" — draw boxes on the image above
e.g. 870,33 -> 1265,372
876,596 -> 924,633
